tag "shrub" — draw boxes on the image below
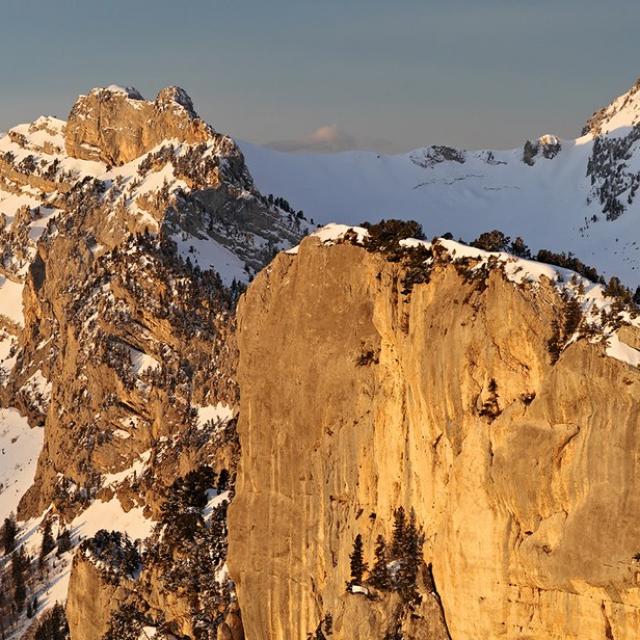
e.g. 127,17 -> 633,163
471,230 -> 510,252
362,219 -> 425,255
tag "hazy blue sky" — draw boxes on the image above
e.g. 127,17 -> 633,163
1,0 -> 639,152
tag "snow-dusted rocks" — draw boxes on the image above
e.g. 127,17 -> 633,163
65,85 -> 214,166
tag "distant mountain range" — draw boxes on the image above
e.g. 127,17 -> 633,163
241,76 -> 640,286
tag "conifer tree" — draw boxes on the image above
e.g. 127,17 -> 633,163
509,236 -> 531,258
2,514 -> 17,555
12,547 -> 28,611
391,507 -> 407,559
349,534 -> 367,586
398,509 -> 425,592
369,534 -> 390,590
56,529 -> 72,556
34,602 -> 69,640
40,520 -> 56,566
217,468 -> 230,492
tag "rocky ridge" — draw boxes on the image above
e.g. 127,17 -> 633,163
240,75 -> 640,288
0,85 -> 306,640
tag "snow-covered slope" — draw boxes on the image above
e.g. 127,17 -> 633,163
241,77 -> 640,287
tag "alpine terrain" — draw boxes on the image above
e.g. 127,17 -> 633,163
242,77 -> 640,288
1,78 -> 640,640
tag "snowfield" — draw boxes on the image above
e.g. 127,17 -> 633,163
240,80 -> 640,289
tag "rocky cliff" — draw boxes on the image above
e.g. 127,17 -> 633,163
0,85 -> 307,640
229,227 -> 640,639
5,79 -> 640,640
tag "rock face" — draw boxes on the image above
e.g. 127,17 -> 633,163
65,85 -> 213,166
0,86 -> 306,640
66,556 -> 126,640
229,235 -> 640,639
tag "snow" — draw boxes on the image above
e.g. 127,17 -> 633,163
606,333 -> 640,368
91,85 -> 144,101
128,347 -> 160,375
74,497 -> 153,542
195,403 -> 235,429
239,125 -> 640,288
204,489 -> 230,521
174,232 -> 248,286
287,223 -> 370,254
350,584 -> 369,595
102,449 -> 152,487
24,369 -> 52,402
36,497 -> 154,611
0,409 -> 43,522
0,275 -> 24,326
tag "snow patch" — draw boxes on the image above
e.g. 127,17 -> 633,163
0,275 -> 24,326
195,403 -> 234,430
0,409 -> 43,522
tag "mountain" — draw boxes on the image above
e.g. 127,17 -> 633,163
0,85 -> 304,640
2,79 -> 640,640
240,76 -> 640,287
230,223 -> 640,640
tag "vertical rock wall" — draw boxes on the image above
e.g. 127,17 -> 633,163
229,237 -> 640,639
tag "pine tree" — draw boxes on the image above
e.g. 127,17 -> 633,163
2,514 -> 17,555
40,519 -> 56,566
369,534 -> 390,590
56,529 -> 72,556
34,602 -> 70,640
391,507 -> 407,559
217,468 -> 230,492
509,236 -> 531,258
12,545 -> 29,610
398,509 -> 425,592
348,534 -> 367,587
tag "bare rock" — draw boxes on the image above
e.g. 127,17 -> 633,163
65,85 -> 213,165
229,236 -> 640,639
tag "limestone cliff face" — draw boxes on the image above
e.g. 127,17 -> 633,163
229,236 -> 640,639
65,86 -> 215,166
66,557 -> 127,640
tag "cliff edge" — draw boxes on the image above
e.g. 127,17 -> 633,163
229,227 -> 640,639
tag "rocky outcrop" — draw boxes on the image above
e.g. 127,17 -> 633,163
229,235 -> 640,639
65,85 -> 214,165
66,556 -> 128,640
0,85 -> 307,639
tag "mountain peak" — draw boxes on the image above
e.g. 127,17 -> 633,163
155,85 -> 197,116
65,85 -> 212,165
582,76 -> 640,136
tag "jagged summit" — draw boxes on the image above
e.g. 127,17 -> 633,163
582,76 -> 640,137
0,83 -> 309,639
0,85 -> 307,292
66,84 -> 214,165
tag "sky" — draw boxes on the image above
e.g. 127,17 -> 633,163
0,0 -> 639,153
